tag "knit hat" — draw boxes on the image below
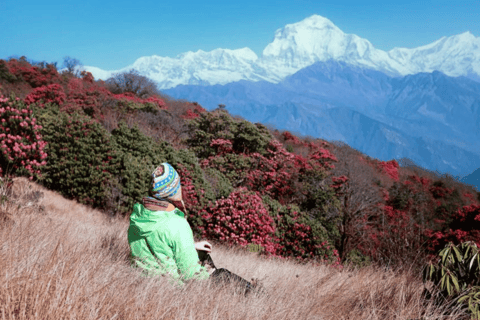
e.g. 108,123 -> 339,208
151,163 -> 182,201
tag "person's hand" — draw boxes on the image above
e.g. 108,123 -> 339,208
195,240 -> 212,253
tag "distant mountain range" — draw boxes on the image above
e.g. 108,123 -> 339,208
84,14 -> 480,190
164,60 -> 480,183
85,15 -> 480,89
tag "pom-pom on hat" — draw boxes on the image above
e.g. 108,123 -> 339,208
151,163 -> 182,201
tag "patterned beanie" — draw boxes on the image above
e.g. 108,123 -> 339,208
151,163 -> 182,201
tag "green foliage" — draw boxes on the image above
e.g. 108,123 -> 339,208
299,168 -> 341,241
424,242 -> 480,318
343,249 -> 371,268
110,122 -> 216,216
187,110 -> 273,158
37,104 -> 119,208
263,195 -> 339,263
203,153 -> 254,187
111,122 -> 162,213
388,182 -> 414,210
202,167 -> 233,199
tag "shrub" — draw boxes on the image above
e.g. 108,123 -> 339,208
110,122 -> 164,214
113,92 -> 166,114
200,188 -> 277,254
64,77 -> 112,117
111,122 -> 216,219
0,95 -> 47,178
200,152 -> 254,188
6,59 -> 59,88
424,241 -> 480,318
24,84 -> 66,107
268,198 -> 340,264
245,140 -> 296,203
163,148 -> 216,228
187,110 -> 272,158
37,104 -> 118,208
202,167 -> 233,199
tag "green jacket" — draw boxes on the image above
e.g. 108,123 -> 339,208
128,203 -> 209,282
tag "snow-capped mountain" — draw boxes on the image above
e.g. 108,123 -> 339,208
84,14 -> 480,89
127,48 -> 280,89
261,15 -> 404,78
388,31 -> 480,78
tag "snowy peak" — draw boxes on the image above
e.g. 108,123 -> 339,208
175,47 -> 258,62
262,15 -> 378,70
388,31 -> 480,76
84,14 -> 480,89
125,47 -> 268,89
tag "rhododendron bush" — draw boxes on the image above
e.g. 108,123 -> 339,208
200,188 -> 277,253
426,204 -> 480,251
0,95 -> 47,178
25,83 -> 66,107
37,104 -> 119,208
5,58 -> 58,88
273,204 -> 340,264
198,188 -> 340,263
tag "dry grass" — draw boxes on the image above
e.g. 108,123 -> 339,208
0,178 -> 466,319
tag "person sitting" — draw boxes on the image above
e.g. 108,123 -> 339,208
128,162 -> 213,282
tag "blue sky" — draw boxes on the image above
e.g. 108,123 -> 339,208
1,0 -> 479,70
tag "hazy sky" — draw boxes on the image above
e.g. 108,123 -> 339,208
1,0 -> 479,70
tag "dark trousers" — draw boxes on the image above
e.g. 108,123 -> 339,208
198,251 -> 254,294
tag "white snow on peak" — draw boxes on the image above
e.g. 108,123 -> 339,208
261,14 -> 407,77
84,15 -> 480,89
388,31 -> 480,77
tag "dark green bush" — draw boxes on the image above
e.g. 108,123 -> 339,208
187,110 -> 273,158
37,104 -> 119,208
262,195 -> 339,263
202,167 -> 233,199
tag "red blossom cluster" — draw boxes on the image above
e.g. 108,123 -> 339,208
444,204 -> 480,243
176,163 -> 202,212
24,83 -> 67,107
182,109 -> 200,119
63,78 -> 113,115
330,175 -> 349,191
246,141 -> 296,202
0,96 -> 47,178
429,184 -> 454,199
282,131 -> 301,144
6,59 -> 59,87
209,139 -> 233,155
200,188 -> 277,254
378,160 -> 399,181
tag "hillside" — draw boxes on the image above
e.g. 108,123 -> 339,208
0,177 -> 466,319
2,56 -> 480,318
1,58 -> 480,267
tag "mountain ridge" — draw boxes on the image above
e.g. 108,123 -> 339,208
83,14 -> 480,89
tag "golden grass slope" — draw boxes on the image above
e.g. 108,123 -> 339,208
0,178 -> 464,319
